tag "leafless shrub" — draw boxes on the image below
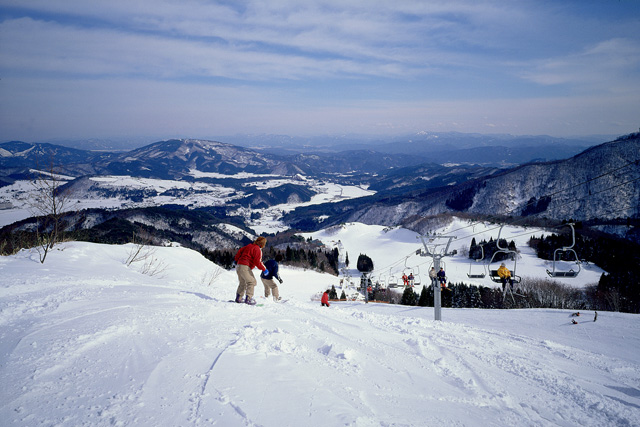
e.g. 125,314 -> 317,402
517,277 -> 587,309
27,159 -> 73,263
201,266 -> 224,287
125,228 -> 154,265
125,228 -> 167,277
603,288 -> 622,312
457,245 -> 469,258
137,250 -> 168,277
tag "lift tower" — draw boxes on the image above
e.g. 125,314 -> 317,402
418,235 -> 457,321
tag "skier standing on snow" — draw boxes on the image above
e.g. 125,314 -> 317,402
321,290 -> 331,307
261,254 -> 284,301
497,262 -> 514,291
234,236 -> 268,305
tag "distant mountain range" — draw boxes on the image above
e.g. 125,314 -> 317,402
283,133 -> 640,240
0,138 -> 427,181
20,131 -> 618,167
1,133 -> 639,242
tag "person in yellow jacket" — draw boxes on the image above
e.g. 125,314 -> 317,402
497,263 -> 514,290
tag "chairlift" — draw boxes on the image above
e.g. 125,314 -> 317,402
488,226 -> 522,285
546,223 -> 581,278
375,272 -> 387,291
467,244 -> 487,279
425,261 -> 447,286
412,266 -> 421,286
387,269 -> 399,288
402,257 -> 420,287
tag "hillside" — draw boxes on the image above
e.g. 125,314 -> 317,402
1,239 -> 638,426
284,135 -> 640,235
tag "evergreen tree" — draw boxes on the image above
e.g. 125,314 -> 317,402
329,285 -> 338,300
469,285 -> 482,308
356,253 -> 374,273
452,283 -> 468,308
418,285 -> 429,307
340,290 -> 347,300
401,286 -> 418,306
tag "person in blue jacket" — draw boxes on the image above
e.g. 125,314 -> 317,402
437,267 -> 447,288
261,254 -> 284,301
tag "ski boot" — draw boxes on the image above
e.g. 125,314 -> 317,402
245,296 -> 257,305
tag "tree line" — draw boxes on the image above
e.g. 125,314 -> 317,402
201,244 -> 340,276
397,277 -> 626,312
529,227 -> 640,314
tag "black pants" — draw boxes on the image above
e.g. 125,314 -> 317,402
501,278 -> 514,290
322,302 -> 330,307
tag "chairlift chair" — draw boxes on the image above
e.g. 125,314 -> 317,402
546,223 -> 581,278
467,244 -> 487,279
412,266 -> 421,286
387,270 -> 399,288
488,226 -> 522,285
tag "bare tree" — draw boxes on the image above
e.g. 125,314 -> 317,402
125,228 -> 154,266
201,266 -> 224,287
28,159 -> 73,263
125,228 -> 167,277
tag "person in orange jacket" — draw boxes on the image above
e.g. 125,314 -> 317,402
321,290 -> 330,307
234,236 -> 267,305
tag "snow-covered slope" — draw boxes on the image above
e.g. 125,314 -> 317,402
1,237 -> 638,426
302,219 -> 606,288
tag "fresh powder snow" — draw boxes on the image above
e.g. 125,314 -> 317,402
1,223 -> 639,426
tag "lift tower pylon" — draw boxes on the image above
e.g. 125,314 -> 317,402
418,235 -> 457,321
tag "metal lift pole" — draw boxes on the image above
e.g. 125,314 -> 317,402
418,235 -> 457,321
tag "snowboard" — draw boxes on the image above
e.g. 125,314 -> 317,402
228,300 -> 264,307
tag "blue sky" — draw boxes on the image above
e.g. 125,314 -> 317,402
1,0 -> 639,142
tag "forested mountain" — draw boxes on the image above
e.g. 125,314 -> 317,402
284,134 -> 640,237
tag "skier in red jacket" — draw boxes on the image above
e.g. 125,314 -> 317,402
234,236 -> 267,305
321,290 -> 330,307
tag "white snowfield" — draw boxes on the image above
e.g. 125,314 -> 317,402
0,174 -> 374,232
1,230 -> 638,427
302,220 -> 606,289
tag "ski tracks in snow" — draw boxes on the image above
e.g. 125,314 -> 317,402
2,265 -> 639,426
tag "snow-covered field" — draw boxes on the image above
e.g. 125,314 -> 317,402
302,219 -> 606,289
0,174 -> 373,231
1,223 -> 638,426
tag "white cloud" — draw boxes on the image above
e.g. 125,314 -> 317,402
0,2 -> 540,80
0,17 -> 420,81
520,38 -> 640,91
1,1 -> 639,139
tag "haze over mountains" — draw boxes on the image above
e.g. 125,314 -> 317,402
37,131 -> 614,166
